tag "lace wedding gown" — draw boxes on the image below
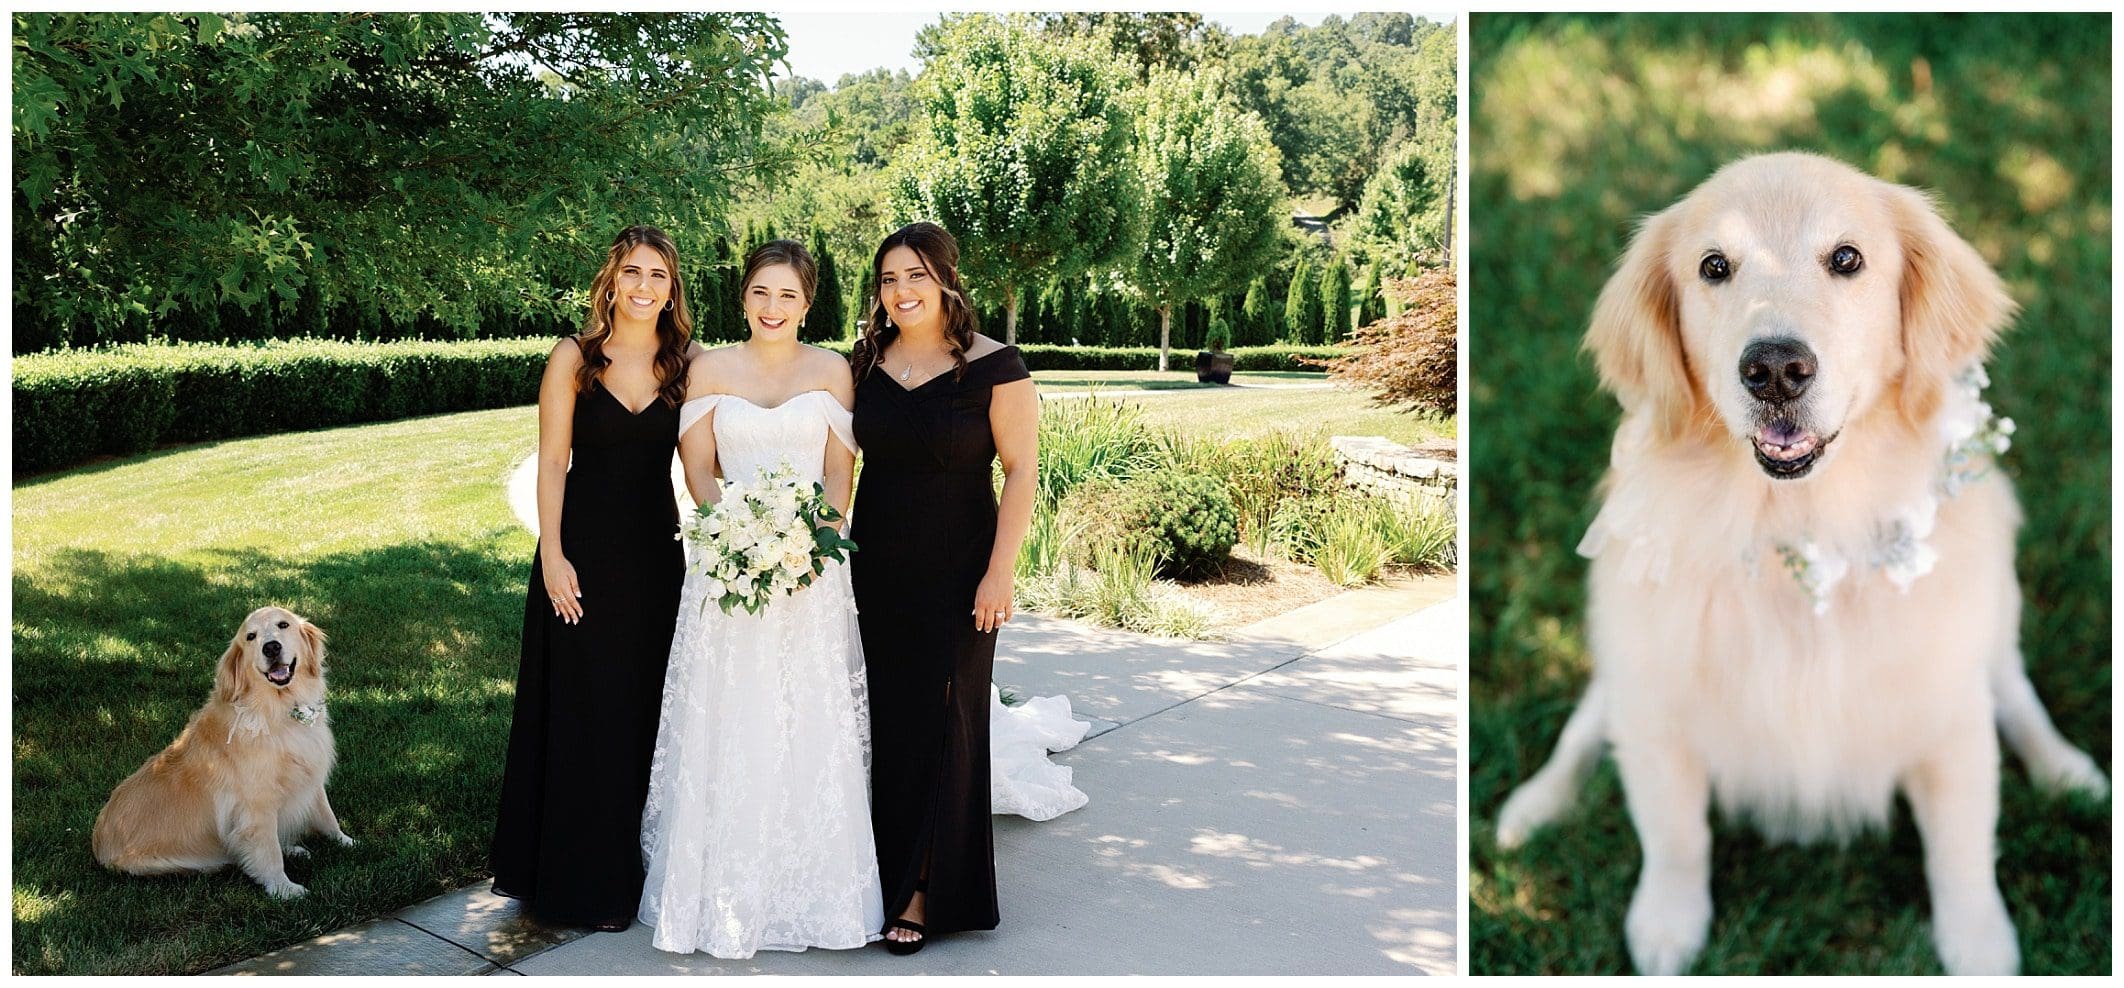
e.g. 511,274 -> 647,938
638,390 -> 884,958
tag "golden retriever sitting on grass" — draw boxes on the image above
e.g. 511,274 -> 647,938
92,606 -> 352,898
1496,153 -> 2105,975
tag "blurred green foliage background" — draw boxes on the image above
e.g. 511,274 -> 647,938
1468,13 -> 2110,974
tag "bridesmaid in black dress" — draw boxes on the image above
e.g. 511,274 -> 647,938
850,223 -> 1039,954
490,226 -> 701,930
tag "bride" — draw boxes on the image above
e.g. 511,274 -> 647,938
637,240 -> 883,957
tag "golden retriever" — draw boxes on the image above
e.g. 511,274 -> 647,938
1495,153 -> 2106,975
92,606 -> 352,898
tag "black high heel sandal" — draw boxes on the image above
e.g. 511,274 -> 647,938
883,879 -> 928,955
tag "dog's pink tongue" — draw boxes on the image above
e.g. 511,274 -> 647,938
1755,422 -> 1817,461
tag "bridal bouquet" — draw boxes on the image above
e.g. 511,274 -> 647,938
679,461 -> 857,616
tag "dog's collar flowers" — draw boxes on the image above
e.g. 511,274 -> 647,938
291,702 -> 326,725
1774,365 -> 2010,613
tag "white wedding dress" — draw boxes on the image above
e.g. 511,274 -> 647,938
638,390 -> 884,958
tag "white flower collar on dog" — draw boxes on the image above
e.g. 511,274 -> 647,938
225,700 -> 328,743
1774,366 -> 2013,614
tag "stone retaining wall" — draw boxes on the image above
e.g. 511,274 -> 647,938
1330,435 -> 1456,509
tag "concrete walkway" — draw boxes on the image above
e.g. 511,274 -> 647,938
212,574 -> 1460,976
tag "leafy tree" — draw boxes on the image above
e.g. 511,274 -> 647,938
1033,12 -> 1225,81
13,12 -> 792,351
1128,68 -> 1285,370
1353,136 -> 1453,276
894,13 -> 1143,343
1222,15 -> 1455,209
1323,256 -> 1353,341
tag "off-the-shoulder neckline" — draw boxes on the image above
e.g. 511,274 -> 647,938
680,389 -> 831,412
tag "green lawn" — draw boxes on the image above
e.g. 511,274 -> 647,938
1468,13 -> 2110,975
13,408 -> 541,975
1075,385 -> 1453,447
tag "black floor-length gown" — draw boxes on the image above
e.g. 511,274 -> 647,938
490,379 -> 684,926
851,345 -> 1030,936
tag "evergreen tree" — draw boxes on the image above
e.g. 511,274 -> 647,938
1324,257 -> 1352,341
1283,257 -> 1313,344
1241,277 -> 1271,345
1356,262 -> 1383,327
808,232 -> 845,342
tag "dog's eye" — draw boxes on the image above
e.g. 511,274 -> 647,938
245,632 -> 257,641
1828,244 -> 1863,275
277,621 -> 289,629
1699,253 -> 1731,282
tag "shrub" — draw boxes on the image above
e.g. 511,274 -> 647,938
1313,502 -> 1395,586
1312,267 -> 1456,413
1017,537 -> 1215,639
1061,470 -> 1239,581
1035,398 -> 1170,507
1266,493 -> 1340,565
13,339 -> 550,477
1377,496 -> 1457,569
1169,429 -> 1344,553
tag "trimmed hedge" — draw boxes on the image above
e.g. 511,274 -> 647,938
1011,344 -> 1346,372
15,339 -> 553,477
15,339 -> 1349,477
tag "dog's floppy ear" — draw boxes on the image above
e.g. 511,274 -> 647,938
1885,182 -> 2015,425
215,633 -> 250,703
1583,207 -> 1704,440
298,617 -> 329,676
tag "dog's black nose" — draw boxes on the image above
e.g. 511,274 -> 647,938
262,639 -> 282,659
1739,337 -> 1816,403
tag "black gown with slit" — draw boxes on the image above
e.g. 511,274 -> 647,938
489,380 -> 683,926
851,345 -> 1030,936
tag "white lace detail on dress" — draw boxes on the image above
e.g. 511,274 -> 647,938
639,394 -> 883,958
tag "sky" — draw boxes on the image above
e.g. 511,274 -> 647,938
771,11 -> 1454,87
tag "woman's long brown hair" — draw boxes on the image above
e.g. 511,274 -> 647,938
575,225 -> 694,407
852,221 -> 979,381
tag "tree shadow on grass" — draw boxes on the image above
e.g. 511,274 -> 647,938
13,539 -> 534,974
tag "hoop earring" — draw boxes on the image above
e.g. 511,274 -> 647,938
664,299 -> 673,311
605,291 -> 615,302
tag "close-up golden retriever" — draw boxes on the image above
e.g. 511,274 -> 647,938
1495,152 -> 2107,975
92,606 -> 352,899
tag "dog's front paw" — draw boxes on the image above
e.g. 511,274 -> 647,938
1625,877 -> 1711,975
2033,747 -> 2109,800
1496,780 -> 1566,849
333,833 -> 357,848
284,845 -> 310,859
264,879 -> 308,900
1933,893 -> 2018,975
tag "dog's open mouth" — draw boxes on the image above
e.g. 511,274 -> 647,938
1752,420 -> 1834,479
265,657 -> 296,686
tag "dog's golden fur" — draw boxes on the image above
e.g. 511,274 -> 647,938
92,606 -> 352,898
1497,153 -> 2106,975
